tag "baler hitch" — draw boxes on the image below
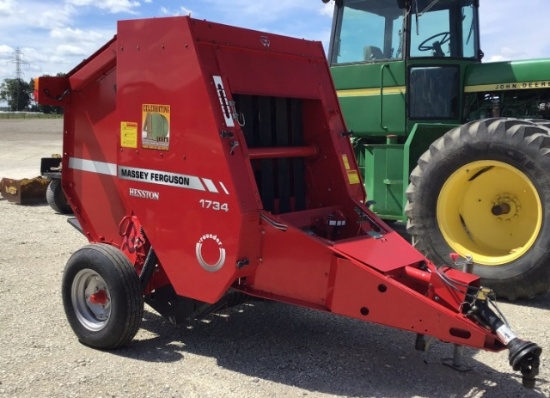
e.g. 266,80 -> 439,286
508,338 -> 542,388
446,253 -> 542,387
466,293 -> 541,388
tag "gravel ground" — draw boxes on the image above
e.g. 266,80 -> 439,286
0,119 -> 549,398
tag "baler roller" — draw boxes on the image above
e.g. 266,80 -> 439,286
248,145 -> 318,159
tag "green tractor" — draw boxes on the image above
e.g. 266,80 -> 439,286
328,0 -> 550,299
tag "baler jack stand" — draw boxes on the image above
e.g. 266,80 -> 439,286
441,253 -> 478,372
35,15 -> 542,389
415,334 -> 427,352
443,345 -> 472,373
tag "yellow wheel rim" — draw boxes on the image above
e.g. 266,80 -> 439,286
437,160 -> 542,266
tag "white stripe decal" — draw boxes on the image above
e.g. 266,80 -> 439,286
202,178 -> 219,193
69,157 -> 117,176
69,157 -> 228,195
219,181 -> 229,195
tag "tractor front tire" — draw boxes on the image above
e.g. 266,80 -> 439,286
46,179 -> 72,214
62,244 -> 143,349
406,118 -> 550,300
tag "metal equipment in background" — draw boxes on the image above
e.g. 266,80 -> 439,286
328,0 -> 550,300
0,176 -> 49,205
41,156 -> 72,214
0,156 -> 71,213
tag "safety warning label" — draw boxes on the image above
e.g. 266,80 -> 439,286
120,121 -> 138,148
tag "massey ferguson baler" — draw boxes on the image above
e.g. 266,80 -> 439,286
35,16 -> 541,387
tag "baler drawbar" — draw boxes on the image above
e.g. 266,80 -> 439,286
35,16 -> 541,387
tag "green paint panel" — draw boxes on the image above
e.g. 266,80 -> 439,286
363,143 -> 405,220
465,59 -> 550,86
331,62 -> 406,89
332,62 -> 406,138
339,95 -> 406,137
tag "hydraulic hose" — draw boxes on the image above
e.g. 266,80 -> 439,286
140,246 -> 158,290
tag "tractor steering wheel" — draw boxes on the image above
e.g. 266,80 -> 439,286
418,32 -> 450,52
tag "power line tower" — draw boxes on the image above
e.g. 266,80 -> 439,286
10,47 -> 29,111
14,48 -> 24,81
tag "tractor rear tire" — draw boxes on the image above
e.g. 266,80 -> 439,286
406,118 -> 550,300
62,244 -> 143,349
46,179 -> 72,214
526,119 -> 550,129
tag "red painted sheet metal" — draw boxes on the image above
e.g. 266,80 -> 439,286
332,231 -> 426,272
69,38 -> 117,91
327,257 -> 499,350
113,17 -> 254,303
190,18 -> 324,59
62,64 -> 127,244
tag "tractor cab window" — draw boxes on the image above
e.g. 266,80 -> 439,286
330,0 -> 405,65
410,0 -> 479,59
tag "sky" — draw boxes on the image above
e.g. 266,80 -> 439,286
0,0 -> 549,91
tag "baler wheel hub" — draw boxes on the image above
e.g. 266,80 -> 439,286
72,269 -> 112,330
89,289 -> 109,305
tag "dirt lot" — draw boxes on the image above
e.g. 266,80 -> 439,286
0,119 -> 549,398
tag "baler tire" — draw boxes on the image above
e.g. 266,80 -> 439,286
405,118 -> 550,300
62,244 -> 143,349
46,179 -> 72,214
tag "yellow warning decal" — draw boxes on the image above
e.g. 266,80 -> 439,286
342,154 -> 351,170
142,104 -> 170,150
347,170 -> 361,185
121,122 -> 138,148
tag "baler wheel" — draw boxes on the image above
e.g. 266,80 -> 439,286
62,244 -> 143,349
406,118 -> 550,300
46,179 -> 72,214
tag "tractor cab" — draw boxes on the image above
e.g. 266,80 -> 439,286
329,0 -> 481,137
328,0 -> 482,220
330,0 -> 480,64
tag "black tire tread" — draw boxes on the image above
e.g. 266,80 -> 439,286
93,244 -> 143,349
46,179 -> 72,214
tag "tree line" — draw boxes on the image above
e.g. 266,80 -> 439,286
0,75 -> 64,114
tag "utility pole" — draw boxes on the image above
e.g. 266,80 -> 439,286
14,48 -> 23,111
9,47 -> 29,111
